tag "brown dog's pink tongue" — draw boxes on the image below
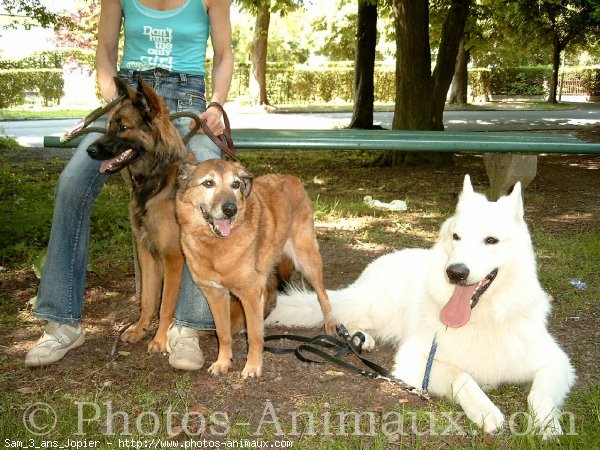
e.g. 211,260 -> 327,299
214,219 -> 232,237
440,285 -> 477,328
99,159 -> 113,174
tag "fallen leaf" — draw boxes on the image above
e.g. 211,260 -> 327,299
167,425 -> 184,438
189,404 -> 211,415
16,387 -> 35,394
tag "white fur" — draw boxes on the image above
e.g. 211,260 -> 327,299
266,175 -> 575,439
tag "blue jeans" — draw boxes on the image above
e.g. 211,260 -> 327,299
34,68 -> 217,330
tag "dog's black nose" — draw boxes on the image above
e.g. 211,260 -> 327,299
222,202 -> 237,218
446,264 -> 470,284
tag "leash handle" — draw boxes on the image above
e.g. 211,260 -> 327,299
200,102 -> 236,161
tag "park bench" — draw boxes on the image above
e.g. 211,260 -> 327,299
44,128 -> 600,301
43,128 -> 600,200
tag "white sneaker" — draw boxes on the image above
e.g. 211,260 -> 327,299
25,322 -> 85,367
166,326 -> 205,371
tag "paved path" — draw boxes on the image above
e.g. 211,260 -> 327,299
2,103 -> 599,147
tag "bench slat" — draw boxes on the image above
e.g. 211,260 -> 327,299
230,129 -> 600,154
43,129 -> 600,154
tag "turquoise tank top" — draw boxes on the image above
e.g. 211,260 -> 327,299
120,0 -> 210,76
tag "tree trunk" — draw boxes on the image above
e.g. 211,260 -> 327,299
349,0 -> 381,130
391,0 -> 433,131
381,0 -> 470,166
448,40 -> 469,105
430,0 -> 471,130
547,34 -> 561,104
250,1 -> 271,105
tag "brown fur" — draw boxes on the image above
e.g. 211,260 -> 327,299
176,159 -> 336,378
88,77 -> 279,353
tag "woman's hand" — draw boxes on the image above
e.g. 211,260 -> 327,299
192,104 -> 225,135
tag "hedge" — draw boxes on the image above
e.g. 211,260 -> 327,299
1,52 -> 599,108
0,50 -> 95,70
0,69 -> 64,108
470,66 -> 600,99
209,63 -> 397,104
226,64 -> 598,104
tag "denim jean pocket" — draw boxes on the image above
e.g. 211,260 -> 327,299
176,91 -> 206,113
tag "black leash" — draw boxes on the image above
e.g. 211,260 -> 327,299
264,325 -> 429,400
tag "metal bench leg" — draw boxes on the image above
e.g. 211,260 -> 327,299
483,153 -> 537,201
120,168 -> 141,301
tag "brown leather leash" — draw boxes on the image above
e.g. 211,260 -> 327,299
203,102 -> 236,161
61,100 -> 237,161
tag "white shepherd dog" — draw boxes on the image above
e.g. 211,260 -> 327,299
266,175 -> 575,438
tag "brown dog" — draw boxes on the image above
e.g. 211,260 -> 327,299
88,77 -> 281,352
175,159 -> 336,378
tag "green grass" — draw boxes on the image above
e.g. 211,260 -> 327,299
0,154 -> 131,269
0,109 -> 92,120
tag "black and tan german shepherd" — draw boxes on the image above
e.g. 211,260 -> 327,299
88,77 -> 284,354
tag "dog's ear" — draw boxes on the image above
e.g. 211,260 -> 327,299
456,174 -> 475,211
177,162 -> 196,188
461,174 -> 474,195
133,76 -> 163,122
113,76 -> 134,100
501,181 -> 524,221
233,162 -> 254,197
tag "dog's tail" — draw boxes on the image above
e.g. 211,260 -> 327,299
266,284 -> 363,329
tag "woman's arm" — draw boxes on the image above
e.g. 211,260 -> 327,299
96,0 -> 123,102
200,0 -> 234,134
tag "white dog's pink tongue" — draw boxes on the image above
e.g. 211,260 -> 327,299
440,285 -> 477,328
214,219 -> 232,237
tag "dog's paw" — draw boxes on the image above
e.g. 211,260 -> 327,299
350,330 -> 376,351
241,363 -> 263,379
208,360 -> 231,376
120,325 -> 146,343
537,415 -> 563,440
480,407 -> 505,435
147,338 -> 167,353
361,333 -> 376,351
324,318 -> 337,336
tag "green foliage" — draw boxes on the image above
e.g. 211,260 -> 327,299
0,49 -> 95,70
2,0 -> 73,29
0,69 -> 63,108
0,136 -> 19,149
309,0 -> 357,61
265,65 -> 396,104
489,67 -> 551,96
577,67 -> 600,95
0,49 -> 96,109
